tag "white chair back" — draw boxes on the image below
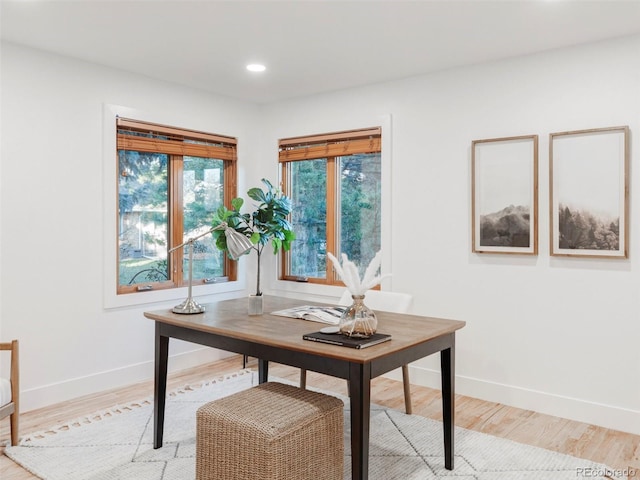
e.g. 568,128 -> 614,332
338,290 -> 413,314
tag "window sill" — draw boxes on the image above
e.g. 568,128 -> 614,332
104,280 -> 245,310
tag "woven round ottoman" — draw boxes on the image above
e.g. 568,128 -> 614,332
196,381 -> 344,480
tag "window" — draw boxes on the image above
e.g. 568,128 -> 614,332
116,117 -> 237,294
279,128 -> 382,285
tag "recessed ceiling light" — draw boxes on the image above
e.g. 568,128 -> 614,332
246,63 -> 266,73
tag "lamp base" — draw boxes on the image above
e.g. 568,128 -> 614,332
172,297 -> 205,314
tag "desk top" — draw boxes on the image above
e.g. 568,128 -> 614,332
145,296 -> 465,363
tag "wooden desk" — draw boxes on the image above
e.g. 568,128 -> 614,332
145,296 -> 465,480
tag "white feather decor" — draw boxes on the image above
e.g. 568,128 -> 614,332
327,251 -> 391,295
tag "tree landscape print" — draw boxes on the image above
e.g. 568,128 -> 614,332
557,204 -> 619,251
551,127 -> 628,258
472,136 -> 538,254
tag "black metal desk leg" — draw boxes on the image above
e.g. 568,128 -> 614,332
154,325 -> 169,449
349,362 -> 371,480
258,359 -> 269,384
441,338 -> 455,470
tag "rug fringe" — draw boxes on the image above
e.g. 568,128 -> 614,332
18,369 -> 254,444
167,368 -> 253,397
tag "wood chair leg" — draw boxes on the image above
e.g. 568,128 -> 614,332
402,364 -> 412,414
10,411 -> 18,446
299,369 -> 307,389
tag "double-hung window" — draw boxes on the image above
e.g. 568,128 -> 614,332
116,118 -> 237,294
279,127 -> 382,285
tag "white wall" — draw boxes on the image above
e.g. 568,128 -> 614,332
262,35 -> 640,435
0,43 -> 271,411
1,35 -> 639,435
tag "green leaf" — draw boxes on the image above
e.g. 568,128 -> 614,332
250,232 -> 261,245
247,187 -> 267,203
215,235 -> 227,251
215,205 -> 229,221
272,238 -> 282,254
231,197 -> 244,211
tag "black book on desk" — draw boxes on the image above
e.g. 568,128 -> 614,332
302,331 -> 391,349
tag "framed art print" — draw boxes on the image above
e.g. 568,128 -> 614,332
472,135 -> 538,254
550,126 -> 629,258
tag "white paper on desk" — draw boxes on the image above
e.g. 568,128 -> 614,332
271,306 -> 345,325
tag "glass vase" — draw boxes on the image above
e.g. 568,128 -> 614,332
339,295 -> 378,338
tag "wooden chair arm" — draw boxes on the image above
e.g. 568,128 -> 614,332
1,339 -> 19,405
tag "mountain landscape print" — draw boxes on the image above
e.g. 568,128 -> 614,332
479,204 -> 530,247
472,134 -> 537,254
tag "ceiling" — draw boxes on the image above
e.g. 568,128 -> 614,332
2,0 -> 640,104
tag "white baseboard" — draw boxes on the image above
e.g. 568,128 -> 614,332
21,348 -> 235,412
385,365 -> 640,436
24,356 -> 639,436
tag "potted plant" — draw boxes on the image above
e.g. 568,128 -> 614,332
212,178 -> 295,313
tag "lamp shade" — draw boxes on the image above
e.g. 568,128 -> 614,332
225,228 -> 254,259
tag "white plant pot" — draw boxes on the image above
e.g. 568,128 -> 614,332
248,295 -> 263,316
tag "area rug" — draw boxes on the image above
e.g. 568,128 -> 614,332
4,370 -> 617,480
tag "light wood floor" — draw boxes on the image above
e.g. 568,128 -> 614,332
1,355 -> 638,479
